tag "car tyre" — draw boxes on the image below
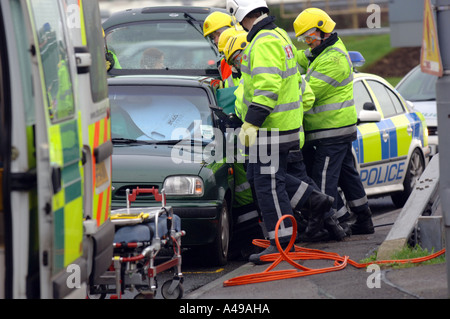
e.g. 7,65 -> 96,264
391,148 -> 424,208
206,200 -> 230,266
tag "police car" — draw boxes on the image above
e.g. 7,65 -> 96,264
350,53 -> 429,208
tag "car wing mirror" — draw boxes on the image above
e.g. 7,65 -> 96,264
358,102 -> 381,123
363,101 -> 376,111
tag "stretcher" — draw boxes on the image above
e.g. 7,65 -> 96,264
89,187 -> 185,299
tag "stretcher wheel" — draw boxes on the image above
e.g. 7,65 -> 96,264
161,279 -> 184,299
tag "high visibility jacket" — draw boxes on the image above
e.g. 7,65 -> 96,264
299,77 -> 315,148
298,36 -> 357,145
238,17 -> 302,152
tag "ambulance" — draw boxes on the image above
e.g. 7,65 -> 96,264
0,0 -> 113,298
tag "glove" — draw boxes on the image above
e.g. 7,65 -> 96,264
239,122 -> 259,147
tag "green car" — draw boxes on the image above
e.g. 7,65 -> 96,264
109,75 -> 259,266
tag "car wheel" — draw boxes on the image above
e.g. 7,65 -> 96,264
391,148 -> 424,208
206,200 -> 230,266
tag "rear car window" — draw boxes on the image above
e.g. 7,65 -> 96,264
105,21 -> 218,71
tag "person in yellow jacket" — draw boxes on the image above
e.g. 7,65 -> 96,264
225,28 -> 341,243
203,11 -> 235,85
227,0 -> 340,263
218,27 -> 246,87
294,8 -> 374,235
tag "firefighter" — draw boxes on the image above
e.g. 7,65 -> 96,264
218,27 -> 246,87
293,8 -> 375,235
226,0 -> 338,264
203,11 -> 235,85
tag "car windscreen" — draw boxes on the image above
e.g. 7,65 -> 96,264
105,21 -> 218,71
396,66 -> 437,102
109,85 -> 215,142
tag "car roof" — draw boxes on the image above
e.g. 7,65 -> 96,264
354,72 -> 394,87
103,6 -> 226,29
107,74 -> 216,89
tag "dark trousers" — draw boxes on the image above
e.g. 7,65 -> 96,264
246,150 -> 294,244
303,142 -> 368,215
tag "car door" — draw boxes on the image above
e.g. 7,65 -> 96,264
354,77 -> 413,193
28,0 -> 85,298
365,79 -> 411,187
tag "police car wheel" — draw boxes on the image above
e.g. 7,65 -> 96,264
391,148 -> 424,208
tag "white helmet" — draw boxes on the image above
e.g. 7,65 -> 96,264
226,0 -> 269,23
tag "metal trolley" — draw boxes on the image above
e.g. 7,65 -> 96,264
89,187 -> 185,299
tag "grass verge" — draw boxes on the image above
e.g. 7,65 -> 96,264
360,245 -> 446,269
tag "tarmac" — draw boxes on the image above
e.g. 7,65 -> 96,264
185,206 -> 449,300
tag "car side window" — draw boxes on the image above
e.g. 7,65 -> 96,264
353,80 -> 373,114
366,80 -> 397,118
386,88 -> 405,114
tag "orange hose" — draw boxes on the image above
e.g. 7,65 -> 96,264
223,215 -> 446,287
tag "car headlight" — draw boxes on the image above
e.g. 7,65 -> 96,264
163,176 -> 204,196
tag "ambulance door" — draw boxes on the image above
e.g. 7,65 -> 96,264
0,0 -> 41,299
28,0 -> 86,298
63,0 -> 114,285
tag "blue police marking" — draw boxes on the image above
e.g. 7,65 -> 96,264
360,161 -> 405,186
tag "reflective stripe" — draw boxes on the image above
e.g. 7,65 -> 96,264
290,181 -> 309,208
306,70 -> 354,88
305,99 -> 354,115
237,210 -> 259,224
235,181 -> 251,193
242,64 -> 299,78
305,125 -> 357,142
254,89 -> 278,101
268,226 -> 294,239
347,195 -> 368,208
273,100 -> 301,113
257,130 -> 300,145
224,75 -> 234,88
321,156 -> 330,194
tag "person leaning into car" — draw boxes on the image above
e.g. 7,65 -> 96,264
203,11 -> 235,87
226,0 -> 342,264
293,8 -> 374,235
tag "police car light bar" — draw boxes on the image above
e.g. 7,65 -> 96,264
348,51 -> 365,68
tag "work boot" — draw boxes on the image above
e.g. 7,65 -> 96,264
303,190 -> 334,237
249,242 -> 294,265
324,215 -> 347,241
350,207 -> 375,235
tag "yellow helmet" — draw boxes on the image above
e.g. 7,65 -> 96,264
218,27 -> 245,53
203,11 -> 234,37
223,32 -> 248,66
293,8 -> 336,37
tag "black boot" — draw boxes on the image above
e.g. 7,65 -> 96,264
304,190 -> 334,237
249,242 -> 294,265
324,215 -> 347,241
350,207 -> 375,235
296,190 -> 334,242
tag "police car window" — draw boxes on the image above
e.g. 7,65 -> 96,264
353,80 -> 373,115
366,80 -> 396,118
386,88 -> 405,114
30,0 -> 75,123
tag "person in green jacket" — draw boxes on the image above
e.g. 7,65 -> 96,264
227,0 -> 339,263
294,8 -> 374,235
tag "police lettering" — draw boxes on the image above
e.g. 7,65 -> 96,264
360,162 -> 405,186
